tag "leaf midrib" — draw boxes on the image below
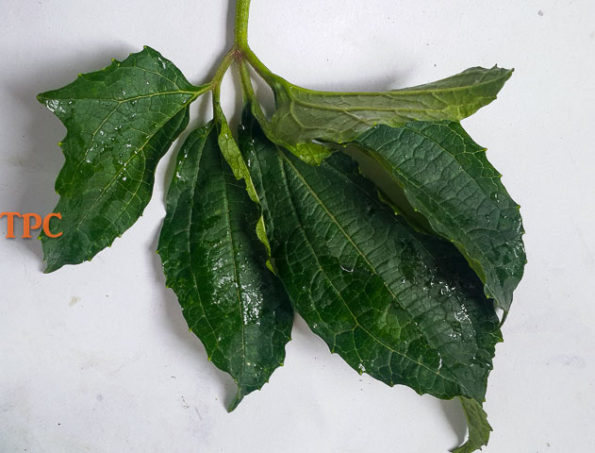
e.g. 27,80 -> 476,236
39,89 -> 203,104
284,69 -> 508,98
182,130 -> 222,357
219,153 -> 248,385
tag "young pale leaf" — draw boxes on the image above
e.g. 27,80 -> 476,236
353,122 -> 526,313
38,46 -> 207,272
157,124 -> 293,410
247,100 -> 333,166
214,104 -> 276,266
241,111 -> 502,402
267,66 -> 512,154
214,103 -> 259,203
452,397 -> 492,453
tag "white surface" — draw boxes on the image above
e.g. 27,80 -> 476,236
1,1 -> 594,452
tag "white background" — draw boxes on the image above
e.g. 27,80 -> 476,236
1,0 -> 594,452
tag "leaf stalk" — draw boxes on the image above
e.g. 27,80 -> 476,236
241,46 -> 284,88
211,50 -> 235,103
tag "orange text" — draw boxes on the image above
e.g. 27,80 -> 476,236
0,212 -> 63,238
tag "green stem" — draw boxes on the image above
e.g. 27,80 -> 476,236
211,50 -> 235,101
209,0 -> 284,126
239,61 -> 275,139
235,0 -> 251,49
242,47 -> 284,88
239,61 -> 255,102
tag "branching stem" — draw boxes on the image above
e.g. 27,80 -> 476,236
209,1 -> 282,118
241,46 -> 283,87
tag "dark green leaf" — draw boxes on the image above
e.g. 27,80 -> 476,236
452,397 -> 492,453
157,124 -> 293,410
38,46 -> 207,272
267,66 -> 512,155
241,111 -> 501,402
354,122 -> 526,313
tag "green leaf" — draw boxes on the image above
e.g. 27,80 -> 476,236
247,99 -> 333,166
452,397 -> 492,453
214,104 -> 275,268
353,122 -> 526,313
214,103 -> 259,202
38,46 -> 207,272
241,111 -> 502,402
267,66 -> 512,152
287,142 -> 333,166
157,124 -> 293,410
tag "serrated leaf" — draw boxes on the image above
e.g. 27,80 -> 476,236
38,46 -> 207,272
157,124 -> 293,410
241,111 -> 502,402
268,66 -> 512,153
353,122 -> 526,313
452,397 -> 492,453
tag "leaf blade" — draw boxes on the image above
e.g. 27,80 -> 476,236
38,46 -> 206,272
354,121 -> 526,312
158,124 -> 293,408
268,66 -> 512,150
241,111 -> 502,402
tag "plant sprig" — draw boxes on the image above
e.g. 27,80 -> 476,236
36,1 -> 525,451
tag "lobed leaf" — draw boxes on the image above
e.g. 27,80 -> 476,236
158,124 -> 293,410
38,46 -> 207,272
353,122 -> 526,313
267,66 -> 512,155
241,111 -> 502,402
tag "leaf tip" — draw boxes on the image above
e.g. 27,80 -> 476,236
491,64 -> 514,75
227,389 -> 245,412
142,45 -> 158,55
43,261 -> 61,274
